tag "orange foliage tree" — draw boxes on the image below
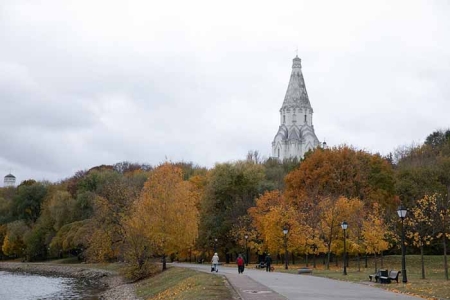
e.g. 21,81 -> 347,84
285,146 -> 396,210
282,146 -> 395,268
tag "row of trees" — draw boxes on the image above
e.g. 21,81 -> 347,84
1,130 -> 450,280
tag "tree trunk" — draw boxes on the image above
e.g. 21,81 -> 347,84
445,185 -> 450,280
162,254 -> 167,271
374,253 -> 378,273
326,251 -> 331,270
346,252 -> 349,267
365,253 -> 368,268
420,244 -> 425,279
357,253 -> 361,272
380,251 -> 384,268
444,234 -> 449,280
305,253 -> 308,267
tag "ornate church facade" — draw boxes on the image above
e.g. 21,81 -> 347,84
272,56 -> 321,160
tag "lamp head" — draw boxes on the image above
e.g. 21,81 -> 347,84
341,221 -> 348,230
397,205 -> 407,219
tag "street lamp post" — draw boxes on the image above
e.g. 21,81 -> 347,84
341,221 -> 348,275
214,238 -> 217,253
283,226 -> 289,270
244,234 -> 249,266
397,206 -> 408,283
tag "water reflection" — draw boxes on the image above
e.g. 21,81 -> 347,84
0,271 -> 106,300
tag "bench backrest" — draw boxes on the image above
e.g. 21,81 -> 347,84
389,270 -> 400,278
379,269 -> 388,277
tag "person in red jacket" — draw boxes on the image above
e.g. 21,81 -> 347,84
237,254 -> 245,274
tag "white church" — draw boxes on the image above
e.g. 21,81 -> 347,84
272,56 -> 322,160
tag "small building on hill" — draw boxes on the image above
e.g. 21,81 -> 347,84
4,173 -> 16,187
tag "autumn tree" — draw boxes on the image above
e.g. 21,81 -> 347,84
87,174 -> 138,262
317,196 -> 363,269
2,220 -> 29,258
406,194 -> 438,279
11,181 -> 48,224
344,198 -> 365,271
285,145 -> 396,210
395,129 -> 450,279
198,161 -> 265,262
0,187 -> 15,225
261,157 -> 300,191
249,190 -> 306,260
362,203 -> 391,272
131,163 -> 200,271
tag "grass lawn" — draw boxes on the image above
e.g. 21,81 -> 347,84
135,267 -> 234,300
273,255 -> 450,299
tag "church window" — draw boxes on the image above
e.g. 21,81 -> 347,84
277,148 -> 280,158
283,115 -> 286,124
304,114 -> 307,123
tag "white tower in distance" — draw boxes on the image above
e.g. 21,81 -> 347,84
272,56 -> 321,160
4,173 -> 16,187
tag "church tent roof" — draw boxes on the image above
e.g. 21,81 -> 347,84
281,56 -> 312,110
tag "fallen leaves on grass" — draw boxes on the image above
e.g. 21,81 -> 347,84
149,277 -> 197,300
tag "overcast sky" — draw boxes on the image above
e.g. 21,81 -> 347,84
1,0 -> 449,185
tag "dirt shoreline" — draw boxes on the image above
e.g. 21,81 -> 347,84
0,262 -> 140,300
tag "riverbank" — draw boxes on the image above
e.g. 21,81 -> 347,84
0,261 -> 140,300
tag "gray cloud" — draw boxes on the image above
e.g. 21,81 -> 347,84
1,0 -> 450,185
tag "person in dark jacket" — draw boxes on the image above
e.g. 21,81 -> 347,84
265,254 -> 272,272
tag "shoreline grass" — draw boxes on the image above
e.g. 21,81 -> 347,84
135,266 -> 234,300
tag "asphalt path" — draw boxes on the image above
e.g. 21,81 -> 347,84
174,263 -> 421,300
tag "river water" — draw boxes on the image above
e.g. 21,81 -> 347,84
0,271 -> 106,299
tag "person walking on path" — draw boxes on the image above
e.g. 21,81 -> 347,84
237,254 -> 245,274
265,254 -> 272,272
211,252 -> 219,273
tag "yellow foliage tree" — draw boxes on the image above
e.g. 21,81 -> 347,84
317,196 -> 364,269
362,202 -> 390,272
1,220 -> 29,257
249,190 -> 307,265
130,163 -> 200,271
406,194 -> 437,279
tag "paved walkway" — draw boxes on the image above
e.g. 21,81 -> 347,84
174,263 -> 421,300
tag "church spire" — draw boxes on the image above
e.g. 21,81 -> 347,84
281,56 -> 312,110
272,56 -> 320,161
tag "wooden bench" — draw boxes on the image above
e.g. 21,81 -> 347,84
369,269 -> 387,283
369,269 -> 400,284
387,270 -> 401,283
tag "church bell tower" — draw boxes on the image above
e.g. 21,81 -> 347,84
272,56 -> 321,160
